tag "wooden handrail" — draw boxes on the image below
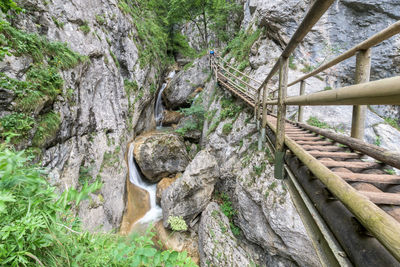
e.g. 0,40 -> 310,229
256,0 -> 335,93
218,72 -> 255,99
264,76 -> 400,106
215,62 -> 259,92
215,55 -> 262,85
288,21 -> 400,87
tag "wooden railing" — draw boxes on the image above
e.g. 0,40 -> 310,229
211,0 -> 400,263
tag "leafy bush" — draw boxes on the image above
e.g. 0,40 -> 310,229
222,123 -> 233,135
0,113 -> 34,142
307,116 -> 330,129
32,112 -> 61,147
176,94 -> 205,136
0,146 -> 197,266
0,0 -> 22,13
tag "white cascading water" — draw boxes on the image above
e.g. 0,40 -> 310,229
128,143 -> 162,225
155,70 -> 176,127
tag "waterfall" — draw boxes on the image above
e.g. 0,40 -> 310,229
155,70 -> 176,127
155,83 -> 167,127
128,143 -> 162,224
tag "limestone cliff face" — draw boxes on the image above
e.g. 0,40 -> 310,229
1,0 -> 161,231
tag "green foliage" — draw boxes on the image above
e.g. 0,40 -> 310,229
215,192 -> 240,237
323,86 -> 332,91
176,94 -> 205,136
0,146 -> 197,266
0,113 -> 34,142
79,21 -> 91,34
301,63 -> 314,73
109,49 -> 120,68
222,29 -> 261,69
169,0 -> 241,48
307,116 -> 330,129
385,169 -> 396,175
222,123 -> 233,135
171,33 -> 196,58
52,16 -> 64,28
0,0 -> 22,13
167,216 -> 188,231
32,112 -> 61,147
384,117 -> 400,131
289,55 -> 297,70
118,0 -> 171,68
95,14 -> 106,25
253,162 -> 267,176
0,20 -> 86,68
375,135 -> 382,146
207,94 -> 242,136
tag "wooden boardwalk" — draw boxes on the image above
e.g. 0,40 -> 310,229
209,2 -> 400,265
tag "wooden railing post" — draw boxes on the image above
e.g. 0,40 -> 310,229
275,57 -> 289,179
351,49 -> 371,140
258,85 -> 269,150
298,80 -> 306,122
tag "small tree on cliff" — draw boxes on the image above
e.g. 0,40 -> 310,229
168,0 -> 241,49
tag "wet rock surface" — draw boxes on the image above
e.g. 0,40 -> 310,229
161,149 -> 219,228
134,131 -> 190,183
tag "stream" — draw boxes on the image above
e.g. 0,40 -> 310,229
126,70 -> 176,228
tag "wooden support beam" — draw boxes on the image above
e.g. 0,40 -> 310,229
266,119 -> 400,261
351,49 -> 371,140
298,80 -> 306,122
275,57 -> 289,179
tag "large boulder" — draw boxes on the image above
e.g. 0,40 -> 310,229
164,56 -> 209,109
133,131 -> 190,183
161,149 -> 219,228
156,175 -> 179,205
198,202 -> 253,266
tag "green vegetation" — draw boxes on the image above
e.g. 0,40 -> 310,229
385,169 -> 396,175
323,86 -> 332,91
375,135 -> 382,147
384,117 -> 400,131
223,29 -> 261,71
0,146 -> 197,266
118,0 -> 171,68
95,14 -> 106,25
307,116 -> 331,129
52,16 -> 64,28
0,0 -> 22,13
0,113 -> 34,143
32,112 -> 61,147
176,93 -> 205,136
289,55 -> 296,70
79,21 -> 91,34
207,94 -> 243,136
167,216 -> 188,231
301,63 -> 314,73
222,123 -> 233,135
109,49 -> 120,68
169,0 -> 241,48
0,19 -> 86,151
215,192 -> 240,237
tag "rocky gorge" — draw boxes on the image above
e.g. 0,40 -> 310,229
1,0 -> 400,266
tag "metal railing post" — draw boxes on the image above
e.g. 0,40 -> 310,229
298,80 -> 306,122
258,85 -> 269,151
351,49 -> 371,140
275,57 -> 289,179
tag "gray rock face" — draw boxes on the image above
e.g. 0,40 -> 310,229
2,0 -> 162,231
161,149 -> 219,228
164,56 -> 210,109
133,131 -> 190,183
197,77 -> 320,266
198,202 -> 253,267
